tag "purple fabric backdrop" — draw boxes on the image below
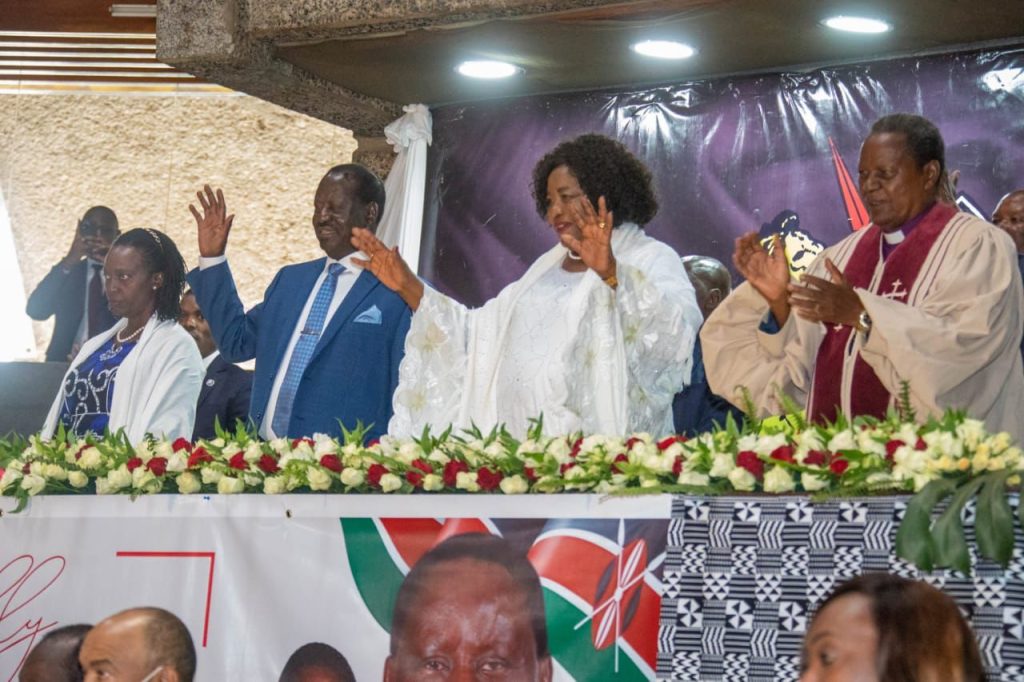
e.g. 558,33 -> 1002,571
420,45 -> 1024,306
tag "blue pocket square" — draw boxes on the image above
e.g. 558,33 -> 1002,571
353,305 -> 382,325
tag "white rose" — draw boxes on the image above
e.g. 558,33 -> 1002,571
545,439 -> 571,462
291,441 -> 316,462
517,440 -> 541,456
135,441 -> 155,462
201,468 -> 223,485
67,471 -> 89,488
956,418 -> 987,449
992,432 -> 1012,452
154,440 -> 174,460
677,471 -> 710,487
341,442 -> 361,457
709,453 -> 734,478
77,447 -> 103,471
422,474 -> 444,491
736,434 -> 759,452
754,433 -> 788,456
397,442 -> 424,464
221,444 -> 242,459
176,472 -> 201,494
313,433 -> 338,456
455,471 -> 480,492
167,451 -> 188,473
380,473 -> 403,493
244,442 -> 263,463
827,430 -> 857,452
499,475 -> 529,494
217,476 -> 245,494
43,464 -> 68,481
427,448 -> 450,465
105,466 -> 132,492
484,442 -> 506,459
20,474 -> 46,496
270,437 -> 290,454
727,467 -> 757,492
263,476 -> 286,495
764,466 -> 796,493
855,430 -> 886,456
28,461 -> 44,476
307,468 -> 332,491
131,468 -> 156,489
340,468 -> 365,487
801,472 -> 829,492
794,429 -> 824,451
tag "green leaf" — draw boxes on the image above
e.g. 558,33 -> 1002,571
976,470 -> 1015,567
895,478 -> 956,572
932,477 -> 987,575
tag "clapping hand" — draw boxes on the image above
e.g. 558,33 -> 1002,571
190,185 -> 234,258
561,196 -> 616,280
350,228 -> 424,311
788,259 -> 864,327
733,232 -> 792,324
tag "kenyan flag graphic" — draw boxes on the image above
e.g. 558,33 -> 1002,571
342,516 -> 667,680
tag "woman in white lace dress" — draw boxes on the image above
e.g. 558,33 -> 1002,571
352,134 -> 702,437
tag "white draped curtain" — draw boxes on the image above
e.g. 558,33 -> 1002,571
375,104 -> 432,275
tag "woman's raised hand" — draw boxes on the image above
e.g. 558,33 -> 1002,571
351,228 -> 424,311
563,195 -> 616,281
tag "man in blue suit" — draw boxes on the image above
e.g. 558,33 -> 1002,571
186,165 -> 412,441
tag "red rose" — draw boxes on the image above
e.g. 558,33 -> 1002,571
672,456 -> 683,476
366,438 -> 381,448
657,435 -> 686,451
0,467 -> 4,481
22,462 -> 31,474
259,455 -> 281,474
187,447 -> 213,468
406,470 -> 424,487
74,445 -> 88,460
228,452 -> 247,471
770,445 -> 795,463
570,438 -> 583,458
319,454 -> 343,473
172,438 -> 192,453
915,437 -> 927,450
830,456 -> 850,476
559,462 -> 576,475
443,460 -> 469,488
368,463 -> 388,487
146,457 -> 167,477
611,453 -> 629,473
410,459 -> 433,475
804,450 -> 828,466
885,439 -> 905,461
291,438 -> 314,449
735,450 -> 764,480
126,457 -> 143,472
477,467 -> 503,491
625,437 -> 644,450
523,467 -> 538,482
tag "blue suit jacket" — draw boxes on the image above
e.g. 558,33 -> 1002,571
186,259 -> 412,441
193,354 -> 253,441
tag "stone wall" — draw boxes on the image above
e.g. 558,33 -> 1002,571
0,91 -> 358,359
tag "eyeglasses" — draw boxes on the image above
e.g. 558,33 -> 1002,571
140,666 -> 164,682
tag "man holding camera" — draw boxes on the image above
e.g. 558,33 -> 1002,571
26,206 -> 120,361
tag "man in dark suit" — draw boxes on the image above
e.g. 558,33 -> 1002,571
179,289 -> 252,440
186,165 -> 412,441
26,206 -> 119,361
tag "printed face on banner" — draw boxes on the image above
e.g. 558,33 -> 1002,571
342,517 -> 668,682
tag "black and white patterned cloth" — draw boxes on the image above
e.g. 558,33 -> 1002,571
656,494 -> 1024,681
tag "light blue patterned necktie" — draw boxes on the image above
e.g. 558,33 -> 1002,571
271,262 -> 344,436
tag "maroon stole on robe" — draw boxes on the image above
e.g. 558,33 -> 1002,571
809,202 -> 957,424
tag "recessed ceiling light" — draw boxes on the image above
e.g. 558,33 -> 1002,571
455,60 -> 521,79
822,15 -> 892,33
631,40 -> 696,60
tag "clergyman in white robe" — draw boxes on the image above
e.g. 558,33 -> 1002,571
702,209 -> 1024,444
388,223 -> 703,438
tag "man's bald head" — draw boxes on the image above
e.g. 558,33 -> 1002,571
682,255 -> 732,319
19,624 -> 90,682
994,189 -> 1024,254
279,642 -> 355,682
79,607 -> 196,682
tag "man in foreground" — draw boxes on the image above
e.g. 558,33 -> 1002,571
78,607 -> 196,682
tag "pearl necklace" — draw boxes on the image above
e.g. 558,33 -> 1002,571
115,325 -> 144,345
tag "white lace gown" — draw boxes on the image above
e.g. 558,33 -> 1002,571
389,223 -> 702,437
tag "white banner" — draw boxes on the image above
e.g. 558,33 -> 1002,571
0,494 -> 671,681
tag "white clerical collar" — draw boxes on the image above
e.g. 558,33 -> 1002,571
882,230 -> 905,245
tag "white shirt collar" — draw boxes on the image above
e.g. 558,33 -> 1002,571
202,349 -> 221,372
330,252 -> 365,272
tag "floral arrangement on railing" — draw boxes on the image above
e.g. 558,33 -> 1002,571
1,410 -> 1022,574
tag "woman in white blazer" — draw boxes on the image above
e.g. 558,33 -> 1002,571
42,228 -> 203,444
